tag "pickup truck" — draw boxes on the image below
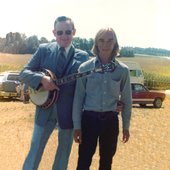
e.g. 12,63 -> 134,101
0,71 -> 21,99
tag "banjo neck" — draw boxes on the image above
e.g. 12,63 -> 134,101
55,62 -> 116,85
56,67 -> 102,85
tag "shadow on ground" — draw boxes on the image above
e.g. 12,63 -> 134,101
0,98 -> 21,102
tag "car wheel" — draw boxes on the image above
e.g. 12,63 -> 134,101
153,98 -> 162,108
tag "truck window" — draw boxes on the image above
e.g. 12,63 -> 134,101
7,74 -> 20,81
130,70 -> 136,76
130,70 -> 143,77
136,70 -> 143,77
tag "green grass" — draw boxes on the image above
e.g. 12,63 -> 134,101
0,64 -> 24,72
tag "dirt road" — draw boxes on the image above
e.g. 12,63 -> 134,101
0,98 -> 170,170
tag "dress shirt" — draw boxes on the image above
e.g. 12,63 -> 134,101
58,44 -> 72,58
73,56 -> 132,130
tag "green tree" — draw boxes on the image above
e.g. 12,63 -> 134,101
120,47 -> 134,57
25,35 -> 39,54
39,37 -> 49,44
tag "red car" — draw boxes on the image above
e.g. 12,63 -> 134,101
131,83 -> 166,108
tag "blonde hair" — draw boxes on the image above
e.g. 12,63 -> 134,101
92,27 -> 119,57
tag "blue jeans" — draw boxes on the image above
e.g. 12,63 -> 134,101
23,119 -> 73,170
77,111 -> 119,170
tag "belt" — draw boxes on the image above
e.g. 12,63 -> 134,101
83,110 -> 118,120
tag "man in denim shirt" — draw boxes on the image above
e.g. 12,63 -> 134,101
73,27 -> 132,170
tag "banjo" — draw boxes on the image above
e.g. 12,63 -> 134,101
29,62 -> 116,109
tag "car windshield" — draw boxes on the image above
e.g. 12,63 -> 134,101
7,74 -> 20,81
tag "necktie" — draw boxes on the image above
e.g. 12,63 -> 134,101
56,47 -> 66,74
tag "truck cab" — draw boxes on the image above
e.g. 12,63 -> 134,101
122,61 -> 144,84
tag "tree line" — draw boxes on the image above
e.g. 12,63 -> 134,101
0,32 -> 170,57
0,32 -> 94,56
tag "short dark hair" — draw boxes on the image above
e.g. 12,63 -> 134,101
54,16 -> 75,30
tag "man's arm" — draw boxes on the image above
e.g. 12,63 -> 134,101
72,66 -> 87,144
120,68 -> 132,143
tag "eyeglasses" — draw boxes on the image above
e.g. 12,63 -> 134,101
56,30 -> 72,36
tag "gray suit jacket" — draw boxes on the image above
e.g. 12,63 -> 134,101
20,42 -> 89,129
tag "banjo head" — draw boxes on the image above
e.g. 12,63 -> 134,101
28,68 -> 59,109
29,87 -> 49,106
29,86 -> 59,109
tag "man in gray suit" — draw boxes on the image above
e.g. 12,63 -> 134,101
20,16 -> 89,170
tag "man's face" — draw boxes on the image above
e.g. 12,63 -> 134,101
97,31 -> 116,58
53,21 -> 76,48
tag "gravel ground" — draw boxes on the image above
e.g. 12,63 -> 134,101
0,98 -> 170,170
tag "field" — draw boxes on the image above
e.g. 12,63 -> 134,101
0,53 -> 170,170
0,53 -> 31,72
0,53 -> 170,78
118,55 -> 170,76
1,53 -> 170,74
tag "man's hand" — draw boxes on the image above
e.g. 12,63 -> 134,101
116,101 -> 124,112
122,129 -> 130,143
74,129 -> 82,144
41,76 -> 59,91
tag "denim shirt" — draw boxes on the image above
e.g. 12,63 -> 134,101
73,57 -> 132,130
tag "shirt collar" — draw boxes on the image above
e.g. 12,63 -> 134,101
65,44 -> 72,56
95,55 -> 116,65
58,44 -> 72,57
94,55 -> 118,71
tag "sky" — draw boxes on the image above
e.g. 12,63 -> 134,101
0,0 -> 170,50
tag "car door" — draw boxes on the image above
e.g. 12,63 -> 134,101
132,84 -> 152,104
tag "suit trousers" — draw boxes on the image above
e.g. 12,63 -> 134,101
76,111 -> 119,170
22,117 -> 73,170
